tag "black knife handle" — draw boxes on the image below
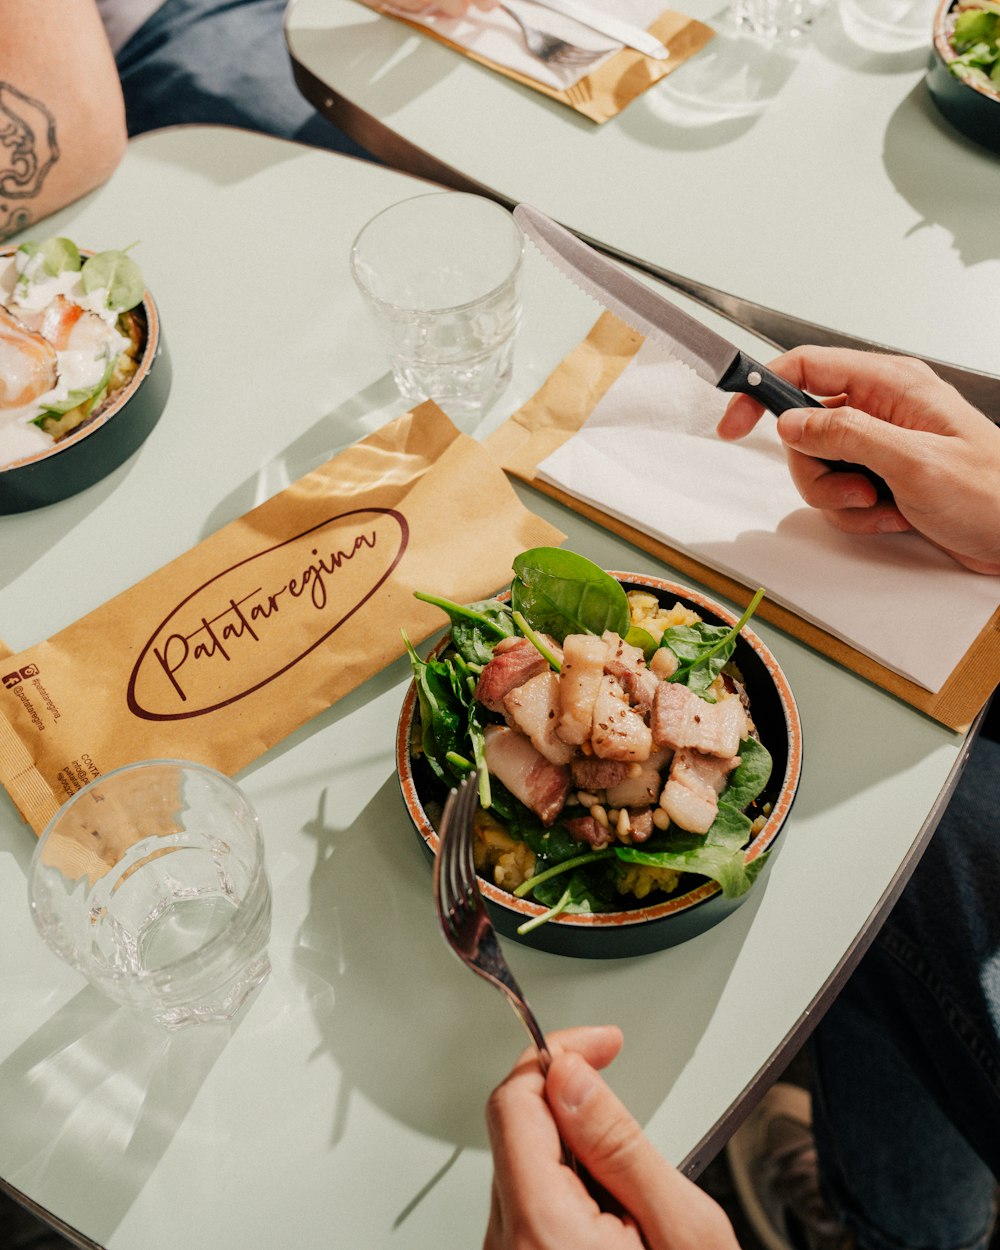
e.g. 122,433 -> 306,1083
718,350 -> 892,500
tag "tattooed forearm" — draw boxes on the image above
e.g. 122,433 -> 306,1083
0,82 -> 59,241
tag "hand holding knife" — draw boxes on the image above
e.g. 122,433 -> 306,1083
513,204 -> 891,500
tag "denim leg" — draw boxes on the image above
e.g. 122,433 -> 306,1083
810,734 -> 1000,1250
115,0 -> 376,159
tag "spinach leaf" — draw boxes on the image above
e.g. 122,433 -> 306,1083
514,847 -> 614,898
661,587 -> 765,696
403,634 -> 471,787
511,547 -> 629,642
721,736 -> 773,811
519,870 -> 612,934
413,592 -> 515,666
18,236 -> 82,280
616,840 -> 751,898
624,624 -> 658,660
659,622 -> 735,697
81,247 -> 145,312
487,781 -> 582,862
615,799 -> 755,898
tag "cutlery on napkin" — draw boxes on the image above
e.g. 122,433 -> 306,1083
523,0 -> 670,56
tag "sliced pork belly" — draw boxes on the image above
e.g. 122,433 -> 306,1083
650,647 -> 678,680
557,634 -> 608,745
591,674 -> 653,762
659,748 -> 740,835
570,757 -> 630,791
622,807 -> 655,844
651,683 -> 747,759
483,725 -> 570,826
606,747 -> 672,809
503,670 -> 574,766
563,814 -> 614,850
602,631 -> 658,714
475,636 -> 553,713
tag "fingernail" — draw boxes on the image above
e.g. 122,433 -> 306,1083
845,491 -> 873,509
556,1055 -> 598,1111
778,410 -> 805,444
875,514 -> 907,533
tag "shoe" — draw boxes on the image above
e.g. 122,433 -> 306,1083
726,1083 -> 855,1250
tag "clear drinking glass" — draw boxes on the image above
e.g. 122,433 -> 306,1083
27,760 -> 271,1030
733,0 -> 824,37
350,192 -> 524,420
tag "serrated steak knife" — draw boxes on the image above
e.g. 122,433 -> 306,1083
514,202 -> 827,416
513,203 -> 890,496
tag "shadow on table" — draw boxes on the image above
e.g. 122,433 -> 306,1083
620,12 -> 806,149
883,82 -> 998,269
0,989 -> 236,1246
0,449 -> 154,593
293,16 -> 471,129
289,772 -> 770,1192
197,372 -> 405,539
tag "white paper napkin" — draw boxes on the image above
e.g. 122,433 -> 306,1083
383,0 -> 665,89
536,338 -> 1000,693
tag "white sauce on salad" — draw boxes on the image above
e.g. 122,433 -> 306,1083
0,252 -> 130,466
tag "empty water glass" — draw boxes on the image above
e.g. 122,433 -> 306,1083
350,192 -> 524,420
733,0 -> 824,37
27,759 -> 271,1030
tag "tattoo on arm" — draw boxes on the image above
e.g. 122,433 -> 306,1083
0,82 -> 59,241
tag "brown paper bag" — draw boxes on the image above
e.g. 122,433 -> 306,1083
0,402 -> 564,834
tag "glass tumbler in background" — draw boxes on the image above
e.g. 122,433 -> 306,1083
733,0 -> 824,36
350,192 -> 524,420
28,760 -> 271,1031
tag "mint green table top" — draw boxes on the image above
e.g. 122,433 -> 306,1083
0,126 -> 968,1250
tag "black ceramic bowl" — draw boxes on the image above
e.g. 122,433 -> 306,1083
927,0 -> 1000,154
0,252 -> 171,514
397,573 -> 803,959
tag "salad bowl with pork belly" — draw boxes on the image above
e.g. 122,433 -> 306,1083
397,548 -> 802,958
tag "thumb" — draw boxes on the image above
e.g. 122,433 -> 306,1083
547,1052 -> 727,1244
777,404 -> 917,484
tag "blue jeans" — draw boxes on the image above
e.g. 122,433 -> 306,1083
116,0 -> 375,158
811,732 -> 1000,1250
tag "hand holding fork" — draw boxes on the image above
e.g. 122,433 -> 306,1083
434,772 -> 628,1214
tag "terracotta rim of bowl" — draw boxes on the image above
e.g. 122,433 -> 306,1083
397,572 -> 803,931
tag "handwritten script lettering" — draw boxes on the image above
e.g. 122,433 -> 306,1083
127,510 -> 407,720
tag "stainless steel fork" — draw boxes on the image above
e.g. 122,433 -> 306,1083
434,770 -> 552,1069
435,773 -> 630,1211
497,3 -> 615,67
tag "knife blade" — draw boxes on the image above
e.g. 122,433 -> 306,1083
517,0 -> 670,58
513,202 -> 891,497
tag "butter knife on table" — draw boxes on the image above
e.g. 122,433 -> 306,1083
517,0 -> 671,57
514,203 -> 891,498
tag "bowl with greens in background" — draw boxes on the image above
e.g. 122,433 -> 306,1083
927,0 -> 1000,153
0,236 -> 171,513
397,549 -> 803,959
